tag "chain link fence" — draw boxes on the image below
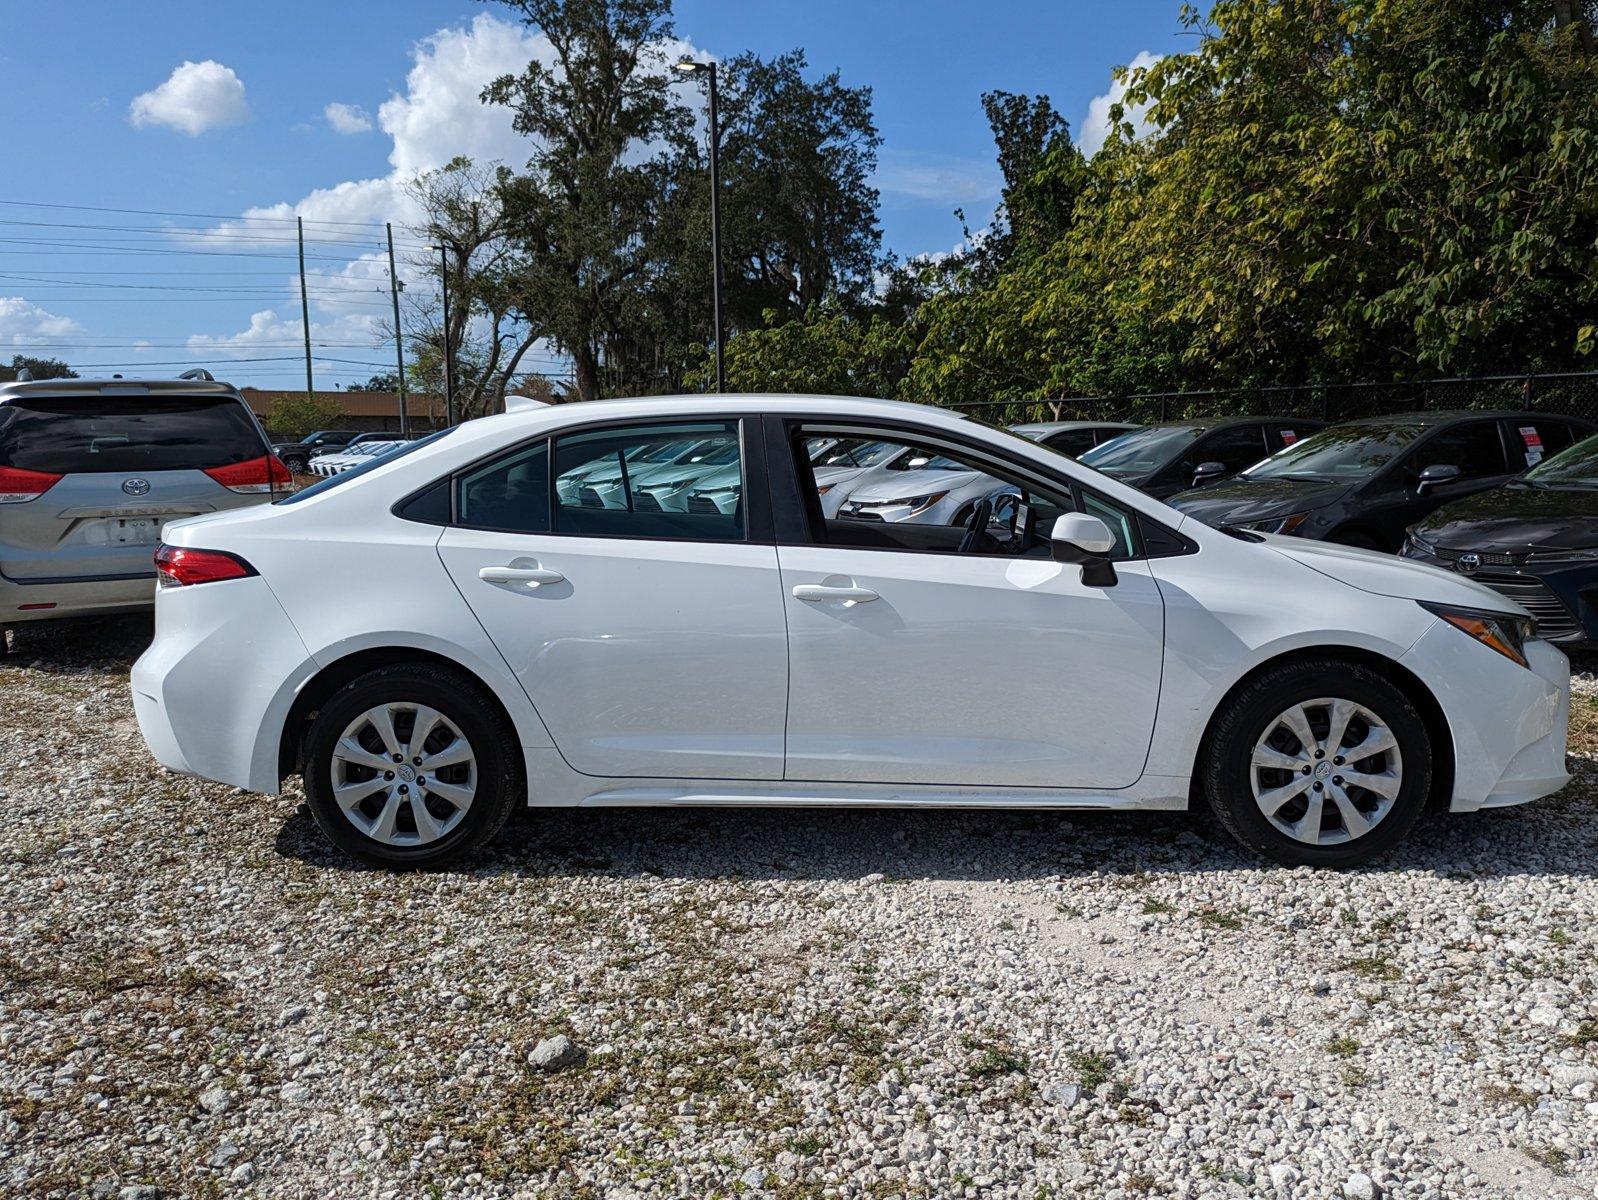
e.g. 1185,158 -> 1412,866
954,372 -> 1598,427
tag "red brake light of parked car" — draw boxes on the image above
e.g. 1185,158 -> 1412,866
203,454 -> 294,494
0,465 -> 64,504
154,544 -> 257,587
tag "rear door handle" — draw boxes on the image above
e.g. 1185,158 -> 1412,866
792,583 -> 878,603
479,564 -> 565,586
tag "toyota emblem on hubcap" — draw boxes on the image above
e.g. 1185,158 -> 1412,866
1455,552 -> 1481,575
121,478 -> 151,497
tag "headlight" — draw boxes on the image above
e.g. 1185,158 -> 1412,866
870,491 -> 948,514
1420,602 -> 1536,668
1237,513 -> 1311,535
1527,545 -> 1598,563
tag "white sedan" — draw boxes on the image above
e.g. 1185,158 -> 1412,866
133,395 -> 1571,871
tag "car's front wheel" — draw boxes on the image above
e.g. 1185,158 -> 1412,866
1201,658 -> 1432,867
302,664 -> 521,869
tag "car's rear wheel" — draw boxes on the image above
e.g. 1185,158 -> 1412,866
302,664 -> 521,869
1201,659 -> 1431,867
281,453 -> 310,474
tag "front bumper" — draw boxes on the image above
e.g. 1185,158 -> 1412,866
0,569 -> 155,624
1401,622 -> 1571,812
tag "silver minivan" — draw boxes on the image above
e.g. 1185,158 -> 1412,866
0,375 -> 289,641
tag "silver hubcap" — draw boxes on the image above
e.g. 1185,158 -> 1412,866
330,703 -> 477,846
1250,697 -> 1402,846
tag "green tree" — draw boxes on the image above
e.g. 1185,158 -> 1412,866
485,0 -> 690,402
0,355 -> 77,382
266,392 -> 344,440
704,304 -> 916,397
345,372 -> 400,392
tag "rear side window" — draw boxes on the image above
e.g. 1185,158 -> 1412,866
552,420 -> 745,541
1042,429 -> 1098,457
458,441 -> 550,532
1507,419 -> 1580,469
0,396 -> 265,474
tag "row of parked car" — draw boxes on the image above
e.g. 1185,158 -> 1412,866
1,374 -> 1594,651
806,411 -> 1598,647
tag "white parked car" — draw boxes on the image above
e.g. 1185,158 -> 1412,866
133,395 -> 1570,871
310,440 -> 404,477
836,449 -> 1016,525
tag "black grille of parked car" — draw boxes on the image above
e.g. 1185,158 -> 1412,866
1432,546 -> 1520,568
633,491 -> 662,512
1472,573 -> 1583,641
577,487 -> 605,508
687,494 -> 720,514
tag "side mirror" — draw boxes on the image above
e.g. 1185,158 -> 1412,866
1050,513 -> 1118,587
1417,464 -> 1460,492
1191,460 -> 1228,486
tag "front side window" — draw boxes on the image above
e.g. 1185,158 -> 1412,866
552,420 -> 745,541
1192,425 -> 1269,474
794,425 -> 1138,559
1080,425 -> 1206,478
1415,421 -> 1508,480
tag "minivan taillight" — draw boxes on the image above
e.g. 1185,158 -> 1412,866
203,454 -> 294,494
154,544 -> 257,587
0,466 -> 63,504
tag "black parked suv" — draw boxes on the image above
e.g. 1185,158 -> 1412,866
271,429 -> 360,473
1402,432 -> 1598,647
1077,417 -> 1323,499
1168,410 -> 1595,551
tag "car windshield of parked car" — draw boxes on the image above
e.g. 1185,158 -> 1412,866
1242,422 -> 1426,482
1520,433 -> 1598,488
1078,426 -> 1205,476
0,395 -> 266,474
275,427 -> 455,504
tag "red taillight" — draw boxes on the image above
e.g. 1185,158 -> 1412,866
203,454 -> 294,494
0,465 -> 63,504
154,544 -> 257,587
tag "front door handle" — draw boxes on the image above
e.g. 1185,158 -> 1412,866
792,582 -> 878,603
479,564 -> 565,586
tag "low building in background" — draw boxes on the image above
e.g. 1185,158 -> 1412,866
241,389 -> 444,437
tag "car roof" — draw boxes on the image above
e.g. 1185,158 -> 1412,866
0,378 -> 245,402
1010,420 -> 1141,433
1328,409 -> 1584,429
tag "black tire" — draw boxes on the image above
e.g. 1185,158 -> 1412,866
302,664 -> 521,869
1201,658 -> 1432,867
282,454 -> 309,474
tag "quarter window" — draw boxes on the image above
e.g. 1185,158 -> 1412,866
551,421 -> 746,542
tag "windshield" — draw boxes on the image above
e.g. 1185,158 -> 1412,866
1079,426 -> 1205,475
1243,422 -> 1425,482
1521,432 -> 1598,488
276,427 -> 454,504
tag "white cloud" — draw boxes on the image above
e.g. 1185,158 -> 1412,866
324,102 -> 373,135
129,60 -> 250,136
874,149 -> 1000,205
0,298 -> 85,345
1077,50 -> 1162,157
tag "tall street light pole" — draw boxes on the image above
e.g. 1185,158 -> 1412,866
673,59 -> 725,393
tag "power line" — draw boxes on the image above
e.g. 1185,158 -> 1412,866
0,197 -> 407,231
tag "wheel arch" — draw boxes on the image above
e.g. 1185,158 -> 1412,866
1190,645 -> 1455,810
277,647 -> 523,786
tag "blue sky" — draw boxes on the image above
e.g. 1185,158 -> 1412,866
0,0 -> 1189,389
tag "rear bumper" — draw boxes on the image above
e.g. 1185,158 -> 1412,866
1400,624 -> 1571,813
131,576 -> 313,792
0,569 -> 154,623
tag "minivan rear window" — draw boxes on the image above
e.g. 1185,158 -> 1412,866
0,396 -> 266,474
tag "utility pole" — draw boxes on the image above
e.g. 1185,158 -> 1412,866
386,224 -> 409,438
436,243 -> 456,427
297,217 -> 314,400
672,59 -> 726,392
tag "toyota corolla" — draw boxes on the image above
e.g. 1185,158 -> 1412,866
131,396 -> 1571,870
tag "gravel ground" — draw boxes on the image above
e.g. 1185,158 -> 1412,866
1,617 -> 1596,1200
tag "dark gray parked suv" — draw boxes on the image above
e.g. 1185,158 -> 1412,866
0,376 -> 289,640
